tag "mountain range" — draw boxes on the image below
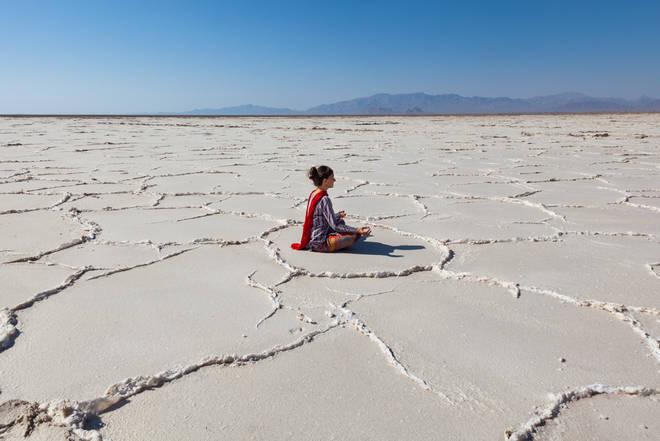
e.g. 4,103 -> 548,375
170,92 -> 660,116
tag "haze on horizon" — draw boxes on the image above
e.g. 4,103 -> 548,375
1,0 -> 659,114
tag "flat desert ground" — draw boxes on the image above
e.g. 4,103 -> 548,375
0,114 -> 659,440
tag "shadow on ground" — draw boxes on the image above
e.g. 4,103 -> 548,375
344,240 -> 425,257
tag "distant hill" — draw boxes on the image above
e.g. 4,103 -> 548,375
166,104 -> 296,115
636,96 -> 660,111
306,93 -> 532,114
170,93 -> 660,115
304,92 -> 660,114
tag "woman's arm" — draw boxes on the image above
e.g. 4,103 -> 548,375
321,198 -> 357,234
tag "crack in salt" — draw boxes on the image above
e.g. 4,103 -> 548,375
0,308 -> 18,351
443,234 -> 561,246
11,267 -> 92,312
22,323 -> 342,440
511,190 -> 541,199
523,174 -> 603,184
521,285 -> 660,364
622,200 -> 660,213
6,209 -> 101,264
325,286 -> 395,302
563,230 -> 656,240
86,248 -> 197,281
505,384 -> 659,441
0,399 -> 103,441
435,268 -> 521,298
490,196 -> 567,222
647,263 -> 660,280
411,195 -> 430,218
0,192 -> 72,215
246,271 -> 281,328
0,267 -> 92,353
334,304 -> 455,404
344,180 -> 369,194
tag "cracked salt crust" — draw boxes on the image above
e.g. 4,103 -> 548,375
598,174 -> 660,192
35,182 -> 139,195
0,210 -> 87,264
0,179 -> 82,193
433,173 -> 514,186
0,263 -> 77,310
99,327 -> 457,441
208,193 -> 302,220
1,114 -> 659,440
0,399 -> 94,440
83,207 -> 280,245
344,176 -> 450,198
422,198 -> 549,222
625,196 -> 660,213
275,272 -> 428,327
42,243 -> 161,271
324,193 -> 420,218
146,173 -> 239,194
0,307 -> 18,351
380,199 -> 558,243
553,204 -> 660,237
512,386 -> 659,441
446,181 -> 536,199
448,235 -> 660,308
0,244 -> 301,402
524,180 -> 627,206
632,310 -> 660,347
506,167 -> 603,183
349,278 -> 659,438
58,192 -> 158,211
534,394 -> 659,440
155,194 -> 229,208
0,193 -> 64,213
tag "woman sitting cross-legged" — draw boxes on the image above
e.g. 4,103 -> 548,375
291,165 -> 371,252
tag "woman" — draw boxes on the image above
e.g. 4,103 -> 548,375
291,166 -> 371,252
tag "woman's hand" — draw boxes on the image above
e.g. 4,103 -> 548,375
357,226 -> 371,236
337,210 -> 346,219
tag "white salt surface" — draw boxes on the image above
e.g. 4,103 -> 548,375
0,114 -> 659,440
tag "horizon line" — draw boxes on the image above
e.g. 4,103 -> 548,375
3,111 -> 660,118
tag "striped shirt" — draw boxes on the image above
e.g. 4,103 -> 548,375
308,195 -> 358,250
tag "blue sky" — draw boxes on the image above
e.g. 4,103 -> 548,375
1,0 -> 659,113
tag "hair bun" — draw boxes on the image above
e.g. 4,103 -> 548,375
308,165 -> 333,187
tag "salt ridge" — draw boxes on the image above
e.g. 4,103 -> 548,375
505,384 -> 659,441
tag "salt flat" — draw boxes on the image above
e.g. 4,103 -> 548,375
0,114 -> 658,440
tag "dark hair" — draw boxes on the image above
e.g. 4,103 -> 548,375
308,165 -> 333,187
